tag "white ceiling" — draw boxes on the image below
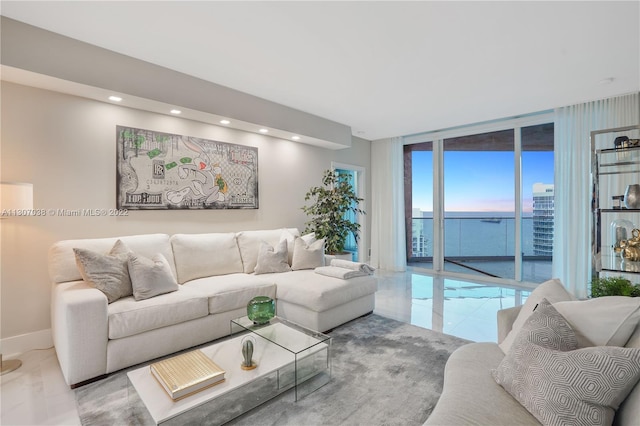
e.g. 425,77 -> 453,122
1,1 -> 638,141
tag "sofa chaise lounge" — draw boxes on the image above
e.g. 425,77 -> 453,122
49,228 -> 377,388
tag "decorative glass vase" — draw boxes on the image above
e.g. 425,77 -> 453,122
246,296 -> 275,325
624,184 -> 640,209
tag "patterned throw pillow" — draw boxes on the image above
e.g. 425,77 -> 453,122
499,278 -> 574,353
493,299 -> 640,426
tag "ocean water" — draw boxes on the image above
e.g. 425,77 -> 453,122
413,211 -> 539,257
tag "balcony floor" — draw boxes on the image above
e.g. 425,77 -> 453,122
409,259 -> 552,283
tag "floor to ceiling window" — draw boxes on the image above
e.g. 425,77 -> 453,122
404,142 -> 434,269
404,117 -> 554,285
521,123 -> 554,282
443,129 -> 515,278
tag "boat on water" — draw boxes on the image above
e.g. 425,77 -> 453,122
481,218 -> 502,224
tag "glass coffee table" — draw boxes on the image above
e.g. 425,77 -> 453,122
230,315 -> 332,401
127,316 -> 331,425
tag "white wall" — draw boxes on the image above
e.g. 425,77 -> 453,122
0,81 -> 371,352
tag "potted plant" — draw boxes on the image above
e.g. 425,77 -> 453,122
590,276 -> 640,298
302,169 -> 365,255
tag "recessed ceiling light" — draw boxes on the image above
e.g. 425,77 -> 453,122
170,109 -> 182,114
220,120 -> 230,125
259,128 -> 269,133
108,96 -> 122,102
292,136 -> 301,141
598,77 -> 615,85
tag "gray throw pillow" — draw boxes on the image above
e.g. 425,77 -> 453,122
493,299 -> 640,426
512,298 -> 579,352
254,240 -> 292,275
127,253 -> 179,300
73,240 -> 133,303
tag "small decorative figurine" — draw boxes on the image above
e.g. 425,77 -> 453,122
241,336 -> 257,370
620,229 -> 640,261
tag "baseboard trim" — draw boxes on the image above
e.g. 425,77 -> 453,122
1,328 -> 53,357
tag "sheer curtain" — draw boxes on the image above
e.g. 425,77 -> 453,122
553,92 -> 639,298
370,137 -> 406,271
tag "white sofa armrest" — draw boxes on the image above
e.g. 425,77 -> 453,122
51,281 -> 108,387
497,305 -> 522,344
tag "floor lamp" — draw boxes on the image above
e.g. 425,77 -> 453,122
0,182 -> 33,375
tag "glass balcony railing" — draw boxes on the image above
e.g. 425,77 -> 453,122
409,216 -> 553,282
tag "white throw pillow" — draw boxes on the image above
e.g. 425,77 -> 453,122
237,228 -> 297,273
279,228 -> 301,265
553,296 -> 640,347
128,253 -> 179,301
73,240 -> 133,303
170,233 -> 243,284
301,232 -> 316,244
499,278 -> 574,354
291,236 -> 325,270
254,240 -> 292,275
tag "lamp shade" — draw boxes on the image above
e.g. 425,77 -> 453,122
1,182 -> 33,211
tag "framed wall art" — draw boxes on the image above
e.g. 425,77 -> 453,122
116,126 -> 258,210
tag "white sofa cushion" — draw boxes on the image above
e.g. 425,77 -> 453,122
170,233 -> 243,284
274,270 -> 377,312
553,296 -> 640,347
49,234 -> 175,284
236,228 -> 299,273
183,273 -> 277,313
128,253 -> 179,301
425,342 -> 541,426
107,285 -> 208,339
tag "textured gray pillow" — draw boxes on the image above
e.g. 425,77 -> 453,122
291,237 -> 325,270
493,299 -> 640,426
127,253 -> 178,300
254,240 -> 292,275
73,240 -> 133,303
499,278 -> 574,354
513,298 -> 579,352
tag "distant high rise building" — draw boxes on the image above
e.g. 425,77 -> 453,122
412,208 -> 429,257
532,183 -> 554,256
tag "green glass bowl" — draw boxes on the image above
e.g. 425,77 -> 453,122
247,296 -> 275,325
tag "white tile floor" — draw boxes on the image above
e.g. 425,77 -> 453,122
1,347 -> 80,426
0,269 -> 534,426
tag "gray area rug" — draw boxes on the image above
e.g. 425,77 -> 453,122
76,314 -> 470,426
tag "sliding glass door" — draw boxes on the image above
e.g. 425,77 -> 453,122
443,130 -> 515,278
404,118 -> 554,284
521,123 -> 554,282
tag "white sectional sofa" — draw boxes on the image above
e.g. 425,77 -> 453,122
49,228 -> 377,388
